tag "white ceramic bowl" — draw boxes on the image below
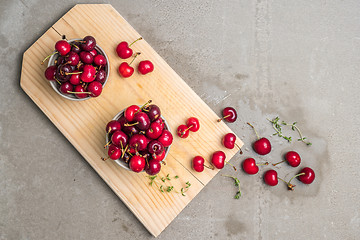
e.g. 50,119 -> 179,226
106,107 -> 172,171
47,38 -> 110,101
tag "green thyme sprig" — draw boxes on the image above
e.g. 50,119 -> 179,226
267,117 -> 312,146
147,175 -> 191,196
222,175 -> 241,199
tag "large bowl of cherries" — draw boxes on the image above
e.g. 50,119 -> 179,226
103,101 -> 173,175
43,36 -> 109,100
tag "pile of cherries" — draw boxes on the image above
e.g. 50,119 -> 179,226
116,37 -> 154,78
43,36 -> 107,99
102,101 -> 173,175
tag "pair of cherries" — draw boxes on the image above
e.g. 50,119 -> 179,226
241,150 -> 301,175
177,117 -> 200,138
192,151 -> 231,172
264,167 -> 315,189
116,37 -> 154,78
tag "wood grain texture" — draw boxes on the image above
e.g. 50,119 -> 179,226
20,4 -> 244,237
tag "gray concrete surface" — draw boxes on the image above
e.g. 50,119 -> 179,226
1,0 -> 360,239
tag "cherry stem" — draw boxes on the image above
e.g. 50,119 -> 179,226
41,51 -> 57,64
256,162 -> 269,166
180,126 -> 192,137
65,72 -> 83,75
129,52 -> 141,65
136,100 -> 152,114
124,122 -> 138,127
122,145 -> 128,158
101,157 -> 109,161
288,172 -> 305,185
247,122 -> 260,140
225,161 -> 237,171
107,128 -> 111,134
272,160 -> 285,166
204,163 -> 215,170
217,114 -> 231,122
55,79 -> 62,85
129,37 -> 143,47
104,140 -> 111,148
71,43 -> 79,49
234,143 -> 243,154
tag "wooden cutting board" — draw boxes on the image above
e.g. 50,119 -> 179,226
20,4 -> 243,237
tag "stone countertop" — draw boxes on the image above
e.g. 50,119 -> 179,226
1,1 -> 359,239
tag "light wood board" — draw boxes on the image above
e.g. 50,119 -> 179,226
20,4 -> 244,237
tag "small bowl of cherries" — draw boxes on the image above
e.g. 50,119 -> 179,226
103,101 -> 173,175
43,36 -> 109,101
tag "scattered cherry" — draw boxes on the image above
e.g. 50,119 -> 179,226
138,60 -> 154,75
118,53 -> 140,78
217,107 -> 237,123
186,117 -> 200,132
264,170 -> 278,186
247,122 -> 271,155
116,37 -> 142,59
192,156 -> 214,172
242,158 -> 268,175
297,167 -> 315,184
177,125 -> 190,138
222,133 -> 243,154
273,151 -> 301,167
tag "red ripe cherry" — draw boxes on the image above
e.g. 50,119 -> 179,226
218,107 -> 237,123
119,62 -> 134,78
242,158 -> 259,175
211,151 -> 226,169
158,130 -> 173,147
80,65 -> 96,82
116,37 -> 142,59
177,125 -> 190,138
145,159 -> 161,175
71,42 -> 81,54
129,155 -> 145,172
44,66 -> 57,80
73,85 -> 88,99
138,60 -> 154,75
133,112 -> 151,131
154,118 -> 165,129
146,122 -> 163,139
69,71 -> 81,85
107,144 -> 121,160
87,81 -> 102,97
94,55 -> 107,66
111,130 -> 128,147
66,51 -> 80,66
95,69 -> 107,84
247,123 -> 271,155
146,105 -> 161,122
148,140 -> 164,156
298,167 -> 315,184
186,117 -> 200,132
59,82 -> 73,94
192,156 -> 205,172
253,138 -> 271,155
55,40 -> 71,56
125,105 -> 140,122
89,49 -> 98,57
106,120 -> 121,134
222,133 -> 236,149
79,51 -> 94,64
264,170 -> 278,186
153,150 -> 166,162
81,36 -> 96,51
129,134 -> 148,151
285,151 -> 301,167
